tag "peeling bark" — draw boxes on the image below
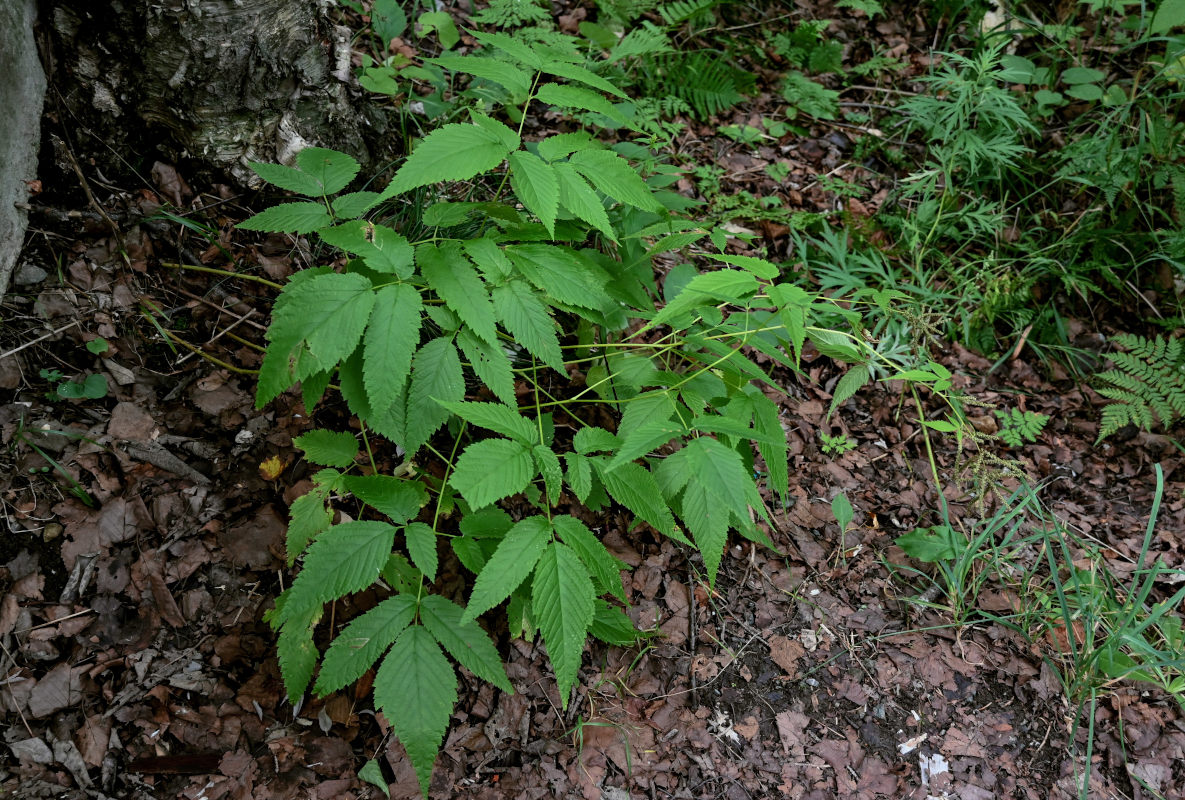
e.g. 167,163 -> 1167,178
40,0 -> 394,186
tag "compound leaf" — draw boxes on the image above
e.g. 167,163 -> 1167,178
508,151 -> 560,236
462,515 -> 550,623
374,626 -> 457,797
450,438 -> 536,509
532,542 -> 595,707
419,243 -> 498,345
383,123 -> 518,198
420,594 -> 513,692
315,594 -> 416,695
436,400 -> 538,444
405,337 -> 465,454
363,283 -> 422,415
491,280 -> 564,372
552,515 -> 626,601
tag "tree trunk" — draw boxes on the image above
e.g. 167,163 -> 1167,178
40,0 -> 393,188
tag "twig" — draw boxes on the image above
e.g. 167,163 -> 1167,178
0,320 -> 82,361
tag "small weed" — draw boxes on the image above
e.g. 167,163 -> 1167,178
820,432 -> 857,456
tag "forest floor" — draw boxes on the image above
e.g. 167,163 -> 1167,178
2,2 -> 1184,799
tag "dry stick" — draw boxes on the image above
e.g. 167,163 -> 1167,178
0,320 -> 82,361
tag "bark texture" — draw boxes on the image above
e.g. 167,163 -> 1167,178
0,0 -> 46,298
41,0 -> 392,187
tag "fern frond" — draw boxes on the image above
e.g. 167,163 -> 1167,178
1094,333 -> 1185,443
644,51 -> 753,118
659,0 -> 719,26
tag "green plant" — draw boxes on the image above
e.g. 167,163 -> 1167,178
39,368 -> 108,402
233,30 -> 957,796
994,407 -> 1049,447
1095,333 -> 1185,443
820,432 -> 857,456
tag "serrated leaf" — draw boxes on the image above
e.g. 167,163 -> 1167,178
449,438 -> 536,509
419,243 -> 498,345
402,522 -> 438,581
382,552 -> 424,594
315,594 -> 416,695
295,429 -> 359,467
318,222 -> 414,276
508,151 -> 559,236
287,488 -> 332,565
505,244 -> 609,309
594,459 -> 678,537
568,149 -> 662,212
534,445 -> 563,505
573,426 -> 619,454
296,147 -> 361,195
535,83 -> 626,124
382,123 -> 518,198
552,515 -> 626,601
564,452 -> 593,502
710,253 -> 782,279
589,600 -> 640,645
420,595 -> 513,692
374,626 -> 457,797
362,283 -> 422,415
606,418 -> 685,471
436,400 -> 538,444
277,612 -> 319,702
332,191 -> 384,218
537,132 -> 599,162
358,758 -> 390,798
645,269 -> 758,332
268,272 -> 375,373
431,54 -> 532,95
463,236 -> 514,281
462,515 -> 550,623
749,389 -> 789,503
249,162 -> 324,196
469,29 -> 544,69
554,162 -> 615,241
491,280 -> 564,371
238,202 -> 333,233
405,337 -> 465,454
455,327 -> 516,406
532,542 -> 595,707
542,61 -> 626,98
274,521 -> 397,627
343,474 -> 428,524
667,437 -> 753,585
827,363 -> 870,419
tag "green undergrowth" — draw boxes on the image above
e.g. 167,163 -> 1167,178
237,24 -> 965,796
231,1 -> 1185,794
891,466 -> 1185,797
